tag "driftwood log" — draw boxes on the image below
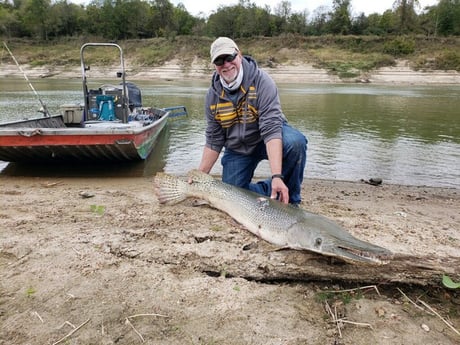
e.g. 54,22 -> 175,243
194,244 -> 460,286
122,228 -> 460,286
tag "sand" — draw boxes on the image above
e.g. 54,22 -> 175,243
0,173 -> 459,344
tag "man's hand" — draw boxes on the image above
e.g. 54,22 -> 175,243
270,177 -> 289,204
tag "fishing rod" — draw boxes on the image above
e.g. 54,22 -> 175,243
2,41 -> 51,117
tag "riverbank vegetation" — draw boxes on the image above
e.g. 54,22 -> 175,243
1,0 -> 460,39
1,0 -> 459,74
2,34 -> 459,79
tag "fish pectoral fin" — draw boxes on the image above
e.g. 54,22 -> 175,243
242,242 -> 258,251
190,199 -> 210,207
272,246 -> 292,252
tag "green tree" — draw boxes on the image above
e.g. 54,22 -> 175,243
0,2 -> 20,37
380,9 -> 398,34
274,0 -> 291,32
253,6 -> 276,36
351,13 -> 369,35
235,2 -> 272,37
309,6 -> 330,35
173,3 -> 198,36
436,0 -> 460,35
286,10 -> 308,35
328,0 -> 352,35
21,0 -> 51,39
393,0 -> 420,33
116,0 -> 151,38
1,0 -> 458,41
84,1 -> 102,36
150,0 -> 174,37
99,0 -> 119,39
47,0 -> 85,37
207,5 -> 238,37
273,0 -> 308,35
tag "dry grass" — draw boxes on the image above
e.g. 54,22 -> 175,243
2,35 -> 459,72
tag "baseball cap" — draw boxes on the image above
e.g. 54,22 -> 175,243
210,37 -> 239,64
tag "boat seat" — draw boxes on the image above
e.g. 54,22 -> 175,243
96,95 -> 115,121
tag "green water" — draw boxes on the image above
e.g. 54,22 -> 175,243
0,78 -> 459,188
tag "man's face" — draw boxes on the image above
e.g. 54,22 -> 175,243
214,52 -> 241,84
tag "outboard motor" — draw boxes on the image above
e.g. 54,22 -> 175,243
123,82 -> 142,110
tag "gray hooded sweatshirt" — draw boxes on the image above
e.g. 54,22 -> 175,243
204,55 -> 287,155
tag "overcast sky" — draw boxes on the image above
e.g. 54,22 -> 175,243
169,0 -> 438,17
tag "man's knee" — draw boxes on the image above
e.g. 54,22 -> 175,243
284,129 -> 307,156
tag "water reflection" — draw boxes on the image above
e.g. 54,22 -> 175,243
281,90 -> 459,145
0,79 -> 459,188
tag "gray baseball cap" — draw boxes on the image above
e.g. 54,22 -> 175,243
210,37 -> 239,63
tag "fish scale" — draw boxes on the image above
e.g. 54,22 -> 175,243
154,170 -> 394,265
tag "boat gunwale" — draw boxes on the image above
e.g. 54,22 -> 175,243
0,110 -> 170,137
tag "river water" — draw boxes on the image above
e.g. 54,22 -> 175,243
1,78 -> 459,189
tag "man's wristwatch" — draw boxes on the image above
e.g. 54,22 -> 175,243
271,174 -> 284,181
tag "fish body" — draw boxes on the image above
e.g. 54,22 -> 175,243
154,170 -> 393,265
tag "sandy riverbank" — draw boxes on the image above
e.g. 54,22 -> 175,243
0,172 -> 459,344
2,58 -> 460,84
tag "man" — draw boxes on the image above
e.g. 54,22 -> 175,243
196,37 -> 307,205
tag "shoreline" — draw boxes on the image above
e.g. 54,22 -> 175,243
1,59 -> 460,85
1,160 -> 459,190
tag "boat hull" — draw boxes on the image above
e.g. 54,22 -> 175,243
0,113 -> 169,162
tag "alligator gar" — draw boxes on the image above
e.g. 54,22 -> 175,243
153,170 -> 393,265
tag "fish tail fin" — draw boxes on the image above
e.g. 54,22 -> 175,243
154,172 -> 188,205
188,169 -> 214,182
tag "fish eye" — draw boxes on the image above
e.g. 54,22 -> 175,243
315,238 -> 322,247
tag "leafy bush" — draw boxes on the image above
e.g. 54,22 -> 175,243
383,37 -> 415,56
435,50 -> 460,71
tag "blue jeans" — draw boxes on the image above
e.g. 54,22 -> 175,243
221,123 -> 307,204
